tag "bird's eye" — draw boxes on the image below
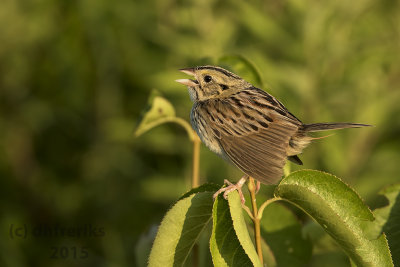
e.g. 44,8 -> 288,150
204,75 -> 212,83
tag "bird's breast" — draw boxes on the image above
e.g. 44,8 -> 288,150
190,106 -> 224,156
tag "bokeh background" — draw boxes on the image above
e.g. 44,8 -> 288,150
1,0 -> 399,266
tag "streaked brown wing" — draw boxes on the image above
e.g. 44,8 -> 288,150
219,121 -> 299,184
194,87 -> 302,184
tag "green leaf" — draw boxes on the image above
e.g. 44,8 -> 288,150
259,202 -> 312,266
210,192 -> 262,267
275,169 -> 393,267
373,183 -> 400,266
148,191 -> 214,267
228,192 -> 263,266
218,55 -> 263,87
135,92 -> 194,140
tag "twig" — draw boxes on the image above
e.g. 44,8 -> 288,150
257,197 -> 282,220
192,132 -> 201,188
248,177 -> 263,265
241,203 -> 255,220
191,131 -> 201,267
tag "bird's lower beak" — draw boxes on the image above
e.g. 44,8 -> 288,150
176,67 -> 198,86
175,79 -> 198,87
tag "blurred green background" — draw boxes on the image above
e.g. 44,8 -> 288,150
1,0 -> 399,266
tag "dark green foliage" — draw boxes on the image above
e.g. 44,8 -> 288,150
373,184 -> 400,266
1,0 -> 400,266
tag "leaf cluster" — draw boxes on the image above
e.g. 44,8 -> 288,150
147,171 -> 398,266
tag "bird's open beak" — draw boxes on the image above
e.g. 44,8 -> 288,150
179,68 -> 195,76
175,68 -> 198,87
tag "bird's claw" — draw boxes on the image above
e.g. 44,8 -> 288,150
213,176 -> 248,204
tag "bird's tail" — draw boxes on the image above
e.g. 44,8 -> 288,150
302,122 -> 372,132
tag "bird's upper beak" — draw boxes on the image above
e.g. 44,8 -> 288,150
176,68 -> 198,87
179,68 -> 195,76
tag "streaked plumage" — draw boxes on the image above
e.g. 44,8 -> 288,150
176,65 -> 370,185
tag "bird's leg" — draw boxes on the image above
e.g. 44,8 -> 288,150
213,176 -> 248,204
255,180 -> 261,194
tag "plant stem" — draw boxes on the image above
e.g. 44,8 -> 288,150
257,197 -> 282,221
192,132 -> 201,188
191,132 -> 201,267
248,177 -> 263,265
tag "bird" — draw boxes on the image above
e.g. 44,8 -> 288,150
176,65 -> 370,202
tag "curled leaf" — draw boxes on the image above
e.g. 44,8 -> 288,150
135,92 -> 194,140
275,170 -> 393,267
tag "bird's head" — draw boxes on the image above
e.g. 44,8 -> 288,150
176,65 -> 251,102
